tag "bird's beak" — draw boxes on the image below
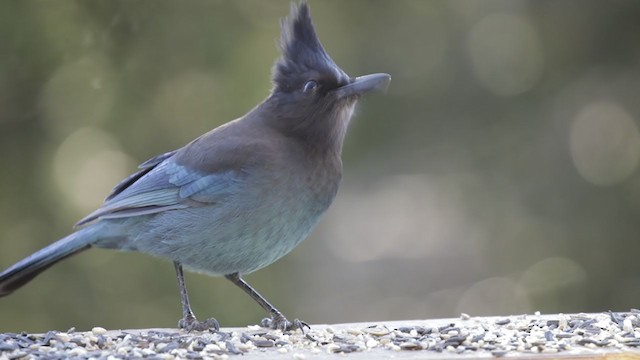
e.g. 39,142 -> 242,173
335,73 -> 391,99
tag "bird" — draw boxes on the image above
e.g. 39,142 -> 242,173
0,2 -> 390,331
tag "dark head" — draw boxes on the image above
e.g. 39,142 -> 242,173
264,2 -> 390,152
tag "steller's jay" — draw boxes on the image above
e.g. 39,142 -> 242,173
0,2 -> 390,331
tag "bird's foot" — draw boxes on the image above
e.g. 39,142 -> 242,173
178,314 -> 219,332
260,313 -> 309,332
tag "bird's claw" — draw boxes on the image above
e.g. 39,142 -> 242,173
178,314 -> 220,332
261,314 -> 309,332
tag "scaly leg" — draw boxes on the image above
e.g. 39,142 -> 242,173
225,272 -> 308,331
174,261 -> 219,331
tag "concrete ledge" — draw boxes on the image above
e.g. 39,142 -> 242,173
1,312 -> 640,359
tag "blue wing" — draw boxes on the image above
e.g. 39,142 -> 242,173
75,151 -> 244,227
105,150 -> 177,201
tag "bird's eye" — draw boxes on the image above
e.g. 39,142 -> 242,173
303,80 -> 318,93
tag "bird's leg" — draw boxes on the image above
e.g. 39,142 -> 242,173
225,272 -> 308,332
174,262 -> 219,332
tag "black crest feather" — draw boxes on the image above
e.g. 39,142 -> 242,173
273,2 -> 339,92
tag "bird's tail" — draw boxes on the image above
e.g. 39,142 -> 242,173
0,225 -> 101,297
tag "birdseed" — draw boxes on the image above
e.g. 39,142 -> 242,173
1,311 -> 640,358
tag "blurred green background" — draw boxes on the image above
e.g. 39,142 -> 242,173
2,0 -> 640,333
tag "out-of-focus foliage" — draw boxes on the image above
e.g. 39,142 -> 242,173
1,0 -> 640,332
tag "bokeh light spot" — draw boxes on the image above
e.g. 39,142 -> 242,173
41,54 -> 116,136
324,175 -> 475,263
570,102 -> 640,186
52,127 -> 137,214
520,257 -> 587,294
456,277 -> 531,316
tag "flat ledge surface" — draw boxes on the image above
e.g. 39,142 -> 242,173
2,312 -> 640,359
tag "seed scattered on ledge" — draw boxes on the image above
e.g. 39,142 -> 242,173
91,327 -> 107,336
1,311 -> 639,358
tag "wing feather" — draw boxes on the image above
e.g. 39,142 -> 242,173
75,128 -> 275,227
76,156 -> 244,227
105,150 -> 178,201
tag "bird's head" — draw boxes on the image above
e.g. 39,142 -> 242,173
265,2 -> 390,152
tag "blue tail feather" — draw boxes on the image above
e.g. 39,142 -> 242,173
0,226 -> 98,297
